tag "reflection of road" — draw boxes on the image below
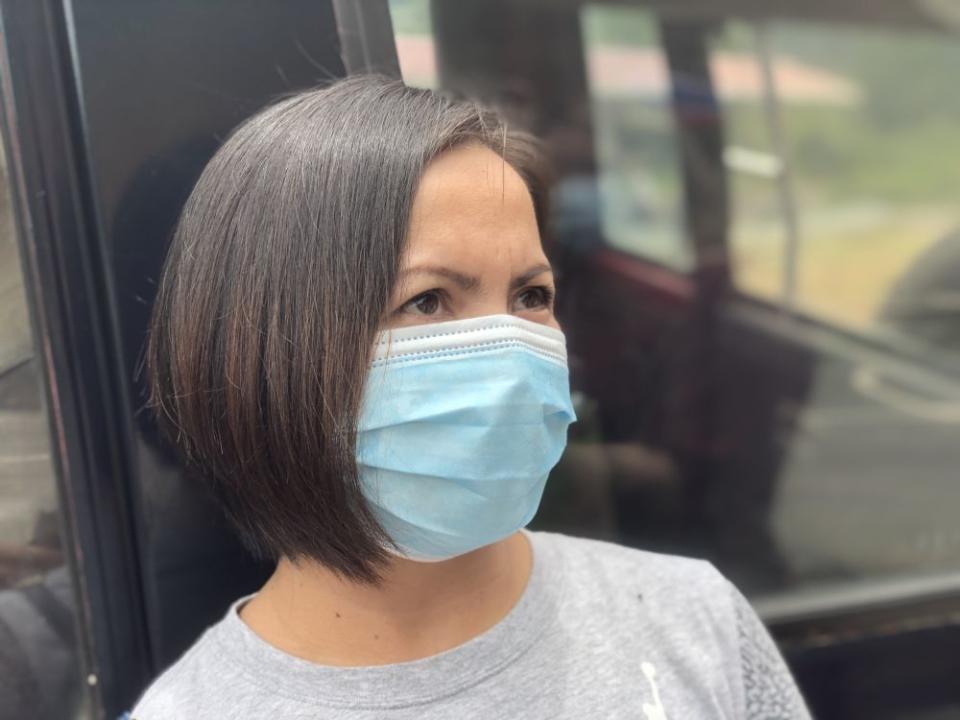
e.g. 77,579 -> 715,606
0,409 -> 55,547
771,357 -> 960,582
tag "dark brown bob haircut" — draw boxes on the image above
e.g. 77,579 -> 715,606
140,73 -> 548,583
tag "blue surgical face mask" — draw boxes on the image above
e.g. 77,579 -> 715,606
356,313 -> 577,562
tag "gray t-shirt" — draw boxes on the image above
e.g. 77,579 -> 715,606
131,531 -> 812,719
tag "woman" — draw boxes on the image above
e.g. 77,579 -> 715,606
132,74 -> 811,718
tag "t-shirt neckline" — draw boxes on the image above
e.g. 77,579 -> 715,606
211,529 -> 562,710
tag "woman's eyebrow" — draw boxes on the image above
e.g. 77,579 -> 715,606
509,263 -> 554,291
399,265 -> 480,290
398,262 -> 554,291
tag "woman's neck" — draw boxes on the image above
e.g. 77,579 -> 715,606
238,531 -> 533,666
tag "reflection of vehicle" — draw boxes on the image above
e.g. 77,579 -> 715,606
1,0 -> 959,718
880,228 -> 960,353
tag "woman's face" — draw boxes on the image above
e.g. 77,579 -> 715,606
386,143 -> 558,330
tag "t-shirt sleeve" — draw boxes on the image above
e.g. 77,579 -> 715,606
725,578 -> 814,720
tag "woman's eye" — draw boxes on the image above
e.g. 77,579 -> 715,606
514,286 -> 555,311
403,290 -> 442,315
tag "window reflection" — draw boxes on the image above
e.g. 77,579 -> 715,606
581,5 -> 688,270
390,0 -> 960,612
720,21 -> 960,344
0,124 -> 87,719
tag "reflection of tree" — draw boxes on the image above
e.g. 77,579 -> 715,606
773,26 -> 960,129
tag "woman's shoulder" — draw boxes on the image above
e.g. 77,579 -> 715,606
529,531 -> 812,718
531,529 -> 731,596
530,530 -> 741,646
128,610 -> 241,720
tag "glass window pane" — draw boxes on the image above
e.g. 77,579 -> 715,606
0,126 -> 89,719
388,0 -> 960,621
722,20 -> 960,348
712,22 -> 786,303
580,5 -> 689,269
392,0 -> 437,89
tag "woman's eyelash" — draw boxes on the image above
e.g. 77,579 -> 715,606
396,288 -> 444,315
525,285 -> 554,303
394,285 -> 555,316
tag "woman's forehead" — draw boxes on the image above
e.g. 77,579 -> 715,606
412,145 -> 533,217
406,145 -> 538,248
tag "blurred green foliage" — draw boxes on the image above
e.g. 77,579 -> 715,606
391,1 -> 960,206
723,23 -> 960,205
389,0 -> 431,35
